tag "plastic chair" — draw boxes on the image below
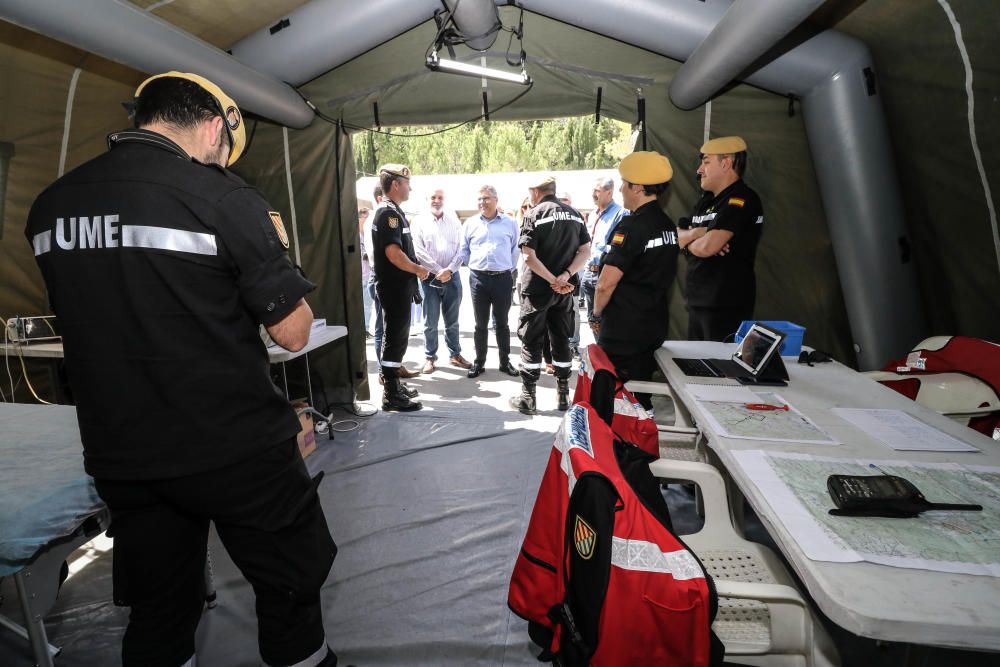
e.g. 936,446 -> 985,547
649,458 -> 841,667
624,379 -> 703,461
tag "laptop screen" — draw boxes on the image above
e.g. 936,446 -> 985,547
732,323 -> 784,375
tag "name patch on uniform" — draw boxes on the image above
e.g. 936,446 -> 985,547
268,211 -> 289,248
727,197 -> 745,208
610,231 -> 627,246
388,216 -> 399,229
574,516 -> 597,560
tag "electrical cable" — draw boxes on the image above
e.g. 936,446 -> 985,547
3,318 -> 53,404
301,80 -> 533,138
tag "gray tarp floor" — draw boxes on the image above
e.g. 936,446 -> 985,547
2,269 -> 997,665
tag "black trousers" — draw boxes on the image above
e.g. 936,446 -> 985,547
376,281 -> 413,378
469,270 -> 513,365
605,347 -> 658,410
687,304 -> 752,342
94,439 -> 335,667
518,290 -> 574,381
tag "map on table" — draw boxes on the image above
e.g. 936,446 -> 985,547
732,450 -> 1000,576
696,393 -> 838,444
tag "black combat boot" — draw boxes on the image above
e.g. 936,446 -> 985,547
509,382 -> 537,415
399,382 -> 419,398
556,378 -> 570,411
383,377 -> 422,411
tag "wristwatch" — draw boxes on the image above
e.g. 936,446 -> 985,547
589,312 -> 603,325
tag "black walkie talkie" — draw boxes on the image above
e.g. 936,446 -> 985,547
827,474 -> 983,518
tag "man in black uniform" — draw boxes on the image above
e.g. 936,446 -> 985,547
513,176 -> 591,415
371,163 -> 429,411
25,73 -> 339,667
678,136 -> 764,341
590,151 -> 679,409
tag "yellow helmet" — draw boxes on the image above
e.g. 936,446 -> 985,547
135,71 -> 246,166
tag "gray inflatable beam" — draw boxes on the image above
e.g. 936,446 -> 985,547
669,0 -> 827,111
0,0 -> 314,128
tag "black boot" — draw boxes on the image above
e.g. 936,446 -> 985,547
399,382 -> 419,398
383,377 -> 422,411
509,382 -> 537,415
557,378 -> 570,411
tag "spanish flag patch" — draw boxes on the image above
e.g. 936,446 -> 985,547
610,231 -> 626,246
728,197 -> 746,208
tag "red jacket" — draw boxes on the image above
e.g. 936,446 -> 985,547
508,402 -> 721,666
574,344 -> 659,457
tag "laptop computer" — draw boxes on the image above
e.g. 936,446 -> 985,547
673,322 -> 787,385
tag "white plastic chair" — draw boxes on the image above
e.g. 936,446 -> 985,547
624,379 -> 703,461
649,458 -> 841,667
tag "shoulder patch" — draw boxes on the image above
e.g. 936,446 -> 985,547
574,515 -> 597,560
388,216 -> 399,229
268,211 -> 289,248
610,231 -> 627,246
727,197 -> 745,208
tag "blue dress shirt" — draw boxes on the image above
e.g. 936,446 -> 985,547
459,212 -> 520,272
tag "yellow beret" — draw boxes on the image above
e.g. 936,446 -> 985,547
529,175 -> 556,189
618,151 -> 673,185
135,71 -> 246,167
379,164 -> 411,178
700,136 -> 747,155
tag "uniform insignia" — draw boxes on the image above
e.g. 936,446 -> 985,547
728,197 -> 746,208
610,231 -> 626,246
268,211 -> 289,248
574,515 -> 597,560
388,216 -> 399,229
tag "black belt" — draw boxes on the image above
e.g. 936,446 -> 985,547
472,269 -> 511,276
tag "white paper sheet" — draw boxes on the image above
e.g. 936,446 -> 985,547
831,408 -> 980,452
685,384 -> 761,403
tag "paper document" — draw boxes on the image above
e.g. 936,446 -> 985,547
697,393 -> 838,444
685,384 -> 760,403
311,318 -> 327,330
731,450 -> 1000,576
831,408 -> 979,452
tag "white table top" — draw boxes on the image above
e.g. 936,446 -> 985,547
657,340 -> 1000,651
266,325 -> 348,363
0,325 -> 348,364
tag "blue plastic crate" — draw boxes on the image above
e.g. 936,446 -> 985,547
735,320 -> 805,357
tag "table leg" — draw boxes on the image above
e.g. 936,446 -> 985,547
12,570 -> 58,667
282,362 -> 289,398
304,353 -> 314,407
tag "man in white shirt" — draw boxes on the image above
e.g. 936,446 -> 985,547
411,188 -> 472,373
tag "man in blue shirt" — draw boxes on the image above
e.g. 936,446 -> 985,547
459,185 -> 521,378
581,177 -> 627,321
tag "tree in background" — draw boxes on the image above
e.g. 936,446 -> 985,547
354,118 -> 632,177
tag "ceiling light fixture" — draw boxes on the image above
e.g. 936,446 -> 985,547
426,50 -> 532,86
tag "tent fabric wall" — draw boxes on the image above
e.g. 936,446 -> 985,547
232,119 -> 367,403
0,24 -> 138,401
836,1 -> 999,344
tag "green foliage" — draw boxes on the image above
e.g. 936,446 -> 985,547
354,118 -> 632,176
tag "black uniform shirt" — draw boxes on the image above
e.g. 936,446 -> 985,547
684,179 -> 763,308
371,199 -> 417,294
518,195 -> 591,295
599,200 -> 679,354
25,129 -> 314,480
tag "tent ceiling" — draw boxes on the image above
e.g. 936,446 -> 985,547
126,0 -> 305,50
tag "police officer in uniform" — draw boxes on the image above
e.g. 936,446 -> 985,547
513,176 -> 591,415
25,73 -> 339,667
678,136 -> 764,341
590,151 -> 679,409
371,164 -> 429,411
